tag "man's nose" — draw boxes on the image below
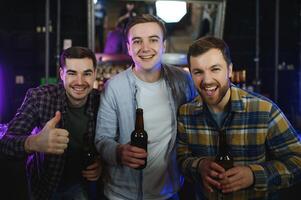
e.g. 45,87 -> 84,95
202,72 -> 213,84
76,75 -> 84,84
141,41 -> 150,51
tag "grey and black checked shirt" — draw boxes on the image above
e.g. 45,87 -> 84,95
0,83 -> 100,199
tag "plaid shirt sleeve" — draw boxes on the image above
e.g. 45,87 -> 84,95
0,88 -> 39,157
249,103 -> 301,191
177,104 -> 206,182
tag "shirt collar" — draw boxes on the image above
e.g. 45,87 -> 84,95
194,84 -> 245,114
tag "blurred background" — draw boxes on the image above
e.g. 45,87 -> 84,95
0,0 -> 300,199
0,0 -> 300,130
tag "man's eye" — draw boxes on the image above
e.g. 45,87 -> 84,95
150,38 -> 158,43
84,72 -> 92,76
193,71 -> 202,75
212,68 -> 220,72
67,72 -> 76,76
133,40 -> 141,44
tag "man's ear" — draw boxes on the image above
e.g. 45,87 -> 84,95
126,42 -> 132,57
163,40 -> 166,53
59,67 -> 64,81
228,63 -> 233,79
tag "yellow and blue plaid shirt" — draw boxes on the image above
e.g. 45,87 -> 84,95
177,85 -> 301,200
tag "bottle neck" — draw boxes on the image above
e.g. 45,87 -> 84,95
218,130 -> 228,153
135,109 -> 144,130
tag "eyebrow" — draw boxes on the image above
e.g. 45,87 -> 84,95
131,37 -> 141,41
149,35 -> 160,39
83,69 -> 94,73
66,69 -> 94,73
191,68 -> 203,72
131,35 -> 160,41
66,69 -> 76,73
191,64 -> 221,71
210,64 -> 222,69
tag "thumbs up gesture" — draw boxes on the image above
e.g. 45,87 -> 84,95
25,111 -> 69,154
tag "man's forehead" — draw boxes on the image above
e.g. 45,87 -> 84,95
64,58 -> 94,70
128,22 -> 163,39
190,52 -> 227,70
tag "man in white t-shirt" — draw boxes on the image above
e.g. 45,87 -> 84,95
95,14 -> 196,200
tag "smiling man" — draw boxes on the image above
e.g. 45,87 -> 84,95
0,46 -> 102,199
95,14 -> 196,200
177,36 -> 301,200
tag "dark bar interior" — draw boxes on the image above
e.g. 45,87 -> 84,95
0,0 -> 300,199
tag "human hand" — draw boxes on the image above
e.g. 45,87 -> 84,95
198,159 -> 226,192
82,159 -> 102,181
25,111 -> 69,154
218,166 -> 254,193
117,144 -> 147,168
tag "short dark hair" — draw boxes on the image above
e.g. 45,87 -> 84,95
59,46 -> 97,69
187,36 -> 232,68
124,14 -> 167,43
126,1 -> 135,5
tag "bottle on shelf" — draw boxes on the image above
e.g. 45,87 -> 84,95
231,71 -> 240,87
239,70 -> 247,90
131,108 -> 148,170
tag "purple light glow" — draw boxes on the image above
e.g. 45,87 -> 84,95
0,64 -> 3,122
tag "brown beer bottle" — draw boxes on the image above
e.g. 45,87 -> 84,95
215,130 -> 233,170
131,108 -> 148,170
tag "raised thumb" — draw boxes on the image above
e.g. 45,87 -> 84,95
47,111 -> 61,128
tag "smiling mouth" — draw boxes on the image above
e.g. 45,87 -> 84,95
202,86 -> 218,96
72,86 -> 86,93
139,55 -> 155,60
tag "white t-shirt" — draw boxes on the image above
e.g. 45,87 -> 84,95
135,76 -> 173,199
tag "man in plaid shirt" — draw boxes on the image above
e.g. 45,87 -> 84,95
177,37 -> 301,199
0,47 -> 102,199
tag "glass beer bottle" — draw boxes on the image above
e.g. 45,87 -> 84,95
131,108 -> 148,170
82,146 -> 98,199
215,130 -> 233,170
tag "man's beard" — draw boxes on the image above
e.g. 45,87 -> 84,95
199,81 -> 230,106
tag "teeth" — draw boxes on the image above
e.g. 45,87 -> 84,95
204,86 -> 216,91
73,87 -> 85,91
202,86 -> 217,96
140,55 -> 153,59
